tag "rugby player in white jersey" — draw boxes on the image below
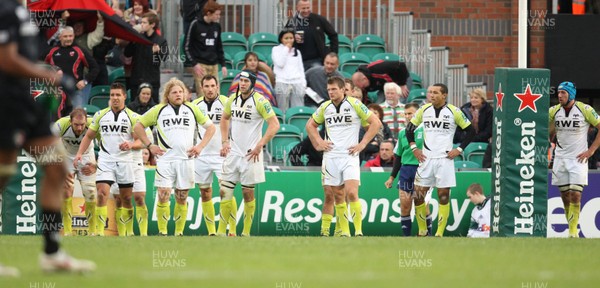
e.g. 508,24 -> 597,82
405,83 -> 474,237
75,82 -> 141,237
135,77 -> 215,236
192,75 -> 237,235
217,70 -> 280,236
306,76 -> 381,237
55,108 -> 97,236
549,81 -> 600,238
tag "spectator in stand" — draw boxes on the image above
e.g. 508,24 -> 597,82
289,129 -> 326,166
180,0 -> 211,40
123,12 -> 168,103
285,0 -> 338,70
352,60 -> 411,104
359,103 -> 392,162
185,0 -> 227,96
228,52 -> 276,105
304,53 -> 342,107
272,28 -> 306,113
123,0 -> 154,32
454,88 -> 493,144
45,26 -> 99,117
365,140 -> 395,168
380,82 -> 406,140
128,83 -> 157,115
344,78 -> 355,97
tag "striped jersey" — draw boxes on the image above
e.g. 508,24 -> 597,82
380,101 -> 406,137
224,91 -> 275,156
410,103 -> 471,158
139,102 -> 211,161
312,97 -> 372,158
89,108 -> 138,162
192,95 -> 229,157
550,101 -> 600,158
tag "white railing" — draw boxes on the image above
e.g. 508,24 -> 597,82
446,64 -> 468,105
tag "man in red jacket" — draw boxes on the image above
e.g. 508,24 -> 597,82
365,140 -> 395,167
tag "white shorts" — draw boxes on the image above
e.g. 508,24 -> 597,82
96,160 -> 135,186
65,153 -> 96,183
155,159 -> 195,190
110,183 -> 120,195
552,158 -> 588,186
221,154 -> 265,185
195,155 -> 224,185
133,161 -> 147,192
415,158 -> 456,188
321,156 -> 360,186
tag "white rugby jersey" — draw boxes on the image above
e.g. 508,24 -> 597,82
139,102 -> 211,161
468,197 -> 491,238
224,91 -> 275,157
55,116 -> 94,157
89,108 -> 138,162
312,97 -> 372,158
192,95 -> 228,156
410,103 -> 471,158
550,101 -> 600,158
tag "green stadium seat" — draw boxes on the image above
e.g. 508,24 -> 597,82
326,34 -> 352,56
353,34 -> 386,55
407,88 -> 427,103
410,72 -> 423,89
90,85 -> 110,98
108,67 -> 125,86
224,52 -> 234,70
178,33 -> 187,63
464,142 -> 488,167
270,124 -> 303,161
272,106 -> 284,123
248,32 -> 279,61
338,53 -> 370,75
83,104 -> 101,116
453,143 -> 464,161
454,160 -> 481,169
222,32 -> 248,57
285,106 -> 316,136
372,53 -> 402,62
284,140 -> 302,166
89,96 -> 110,110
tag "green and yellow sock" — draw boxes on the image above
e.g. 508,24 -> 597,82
229,197 -> 238,235
116,207 -> 125,236
123,208 -> 134,236
217,200 -> 232,235
156,202 -> 170,235
242,199 -> 256,236
96,206 -> 107,236
564,203 -> 570,222
202,200 -> 216,235
335,202 -> 350,236
61,197 -> 73,235
568,202 -> 580,237
84,201 -> 96,235
136,205 -> 148,236
174,202 -> 188,236
350,201 -> 363,235
321,213 -> 333,236
415,203 -> 428,236
436,203 -> 450,237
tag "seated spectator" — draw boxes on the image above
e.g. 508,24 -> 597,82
123,0 -> 156,32
229,52 -> 276,105
359,103 -> 392,161
365,140 -> 395,167
466,183 -> 491,238
380,82 -> 406,140
142,148 -> 156,167
454,88 -> 493,144
272,28 -> 306,113
128,83 -> 157,115
304,53 -> 342,107
288,128 -> 326,166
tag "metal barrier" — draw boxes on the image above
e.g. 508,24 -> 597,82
389,12 -> 413,57
407,29 -> 430,86
429,46 -> 449,88
446,64 -> 468,105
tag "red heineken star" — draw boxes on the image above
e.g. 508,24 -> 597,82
495,83 -> 504,111
514,84 -> 542,113
79,203 -> 86,213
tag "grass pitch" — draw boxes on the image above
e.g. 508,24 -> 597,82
1,236 -> 598,288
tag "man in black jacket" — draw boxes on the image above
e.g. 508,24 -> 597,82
352,60 -> 411,104
124,12 -> 168,103
185,0 -> 227,95
286,0 -> 338,71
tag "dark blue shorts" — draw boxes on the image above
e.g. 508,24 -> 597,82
397,165 -> 418,193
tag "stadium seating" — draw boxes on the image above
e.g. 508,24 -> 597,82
464,142 -> 488,167
83,104 -> 100,116
372,53 -> 402,62
327,34 -> 352,56
284,141 -> 302,166
178,34 -> 186,63
272,106 -> 284,123
108,67 -> 125,86
270,124 -> 303,161
90,85 -> 110,98
220,71 -> 240,96
410,72 -> 423,89
285,106 -> 316,136
407,88 -> 427,103
338,52 -> 370,75
453,143 -> 463,161
221,32 -> 248,57
454,160 -> 481,169
89,96 -> 110,110
224,52 -> 233,70
353,34 -> 386,55
248,32 -> 279,60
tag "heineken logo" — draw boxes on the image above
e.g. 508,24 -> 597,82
492,117 -> 502,233
514,84 -> 543,113
495,83 -> 504,111
514,120 -> 537,234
